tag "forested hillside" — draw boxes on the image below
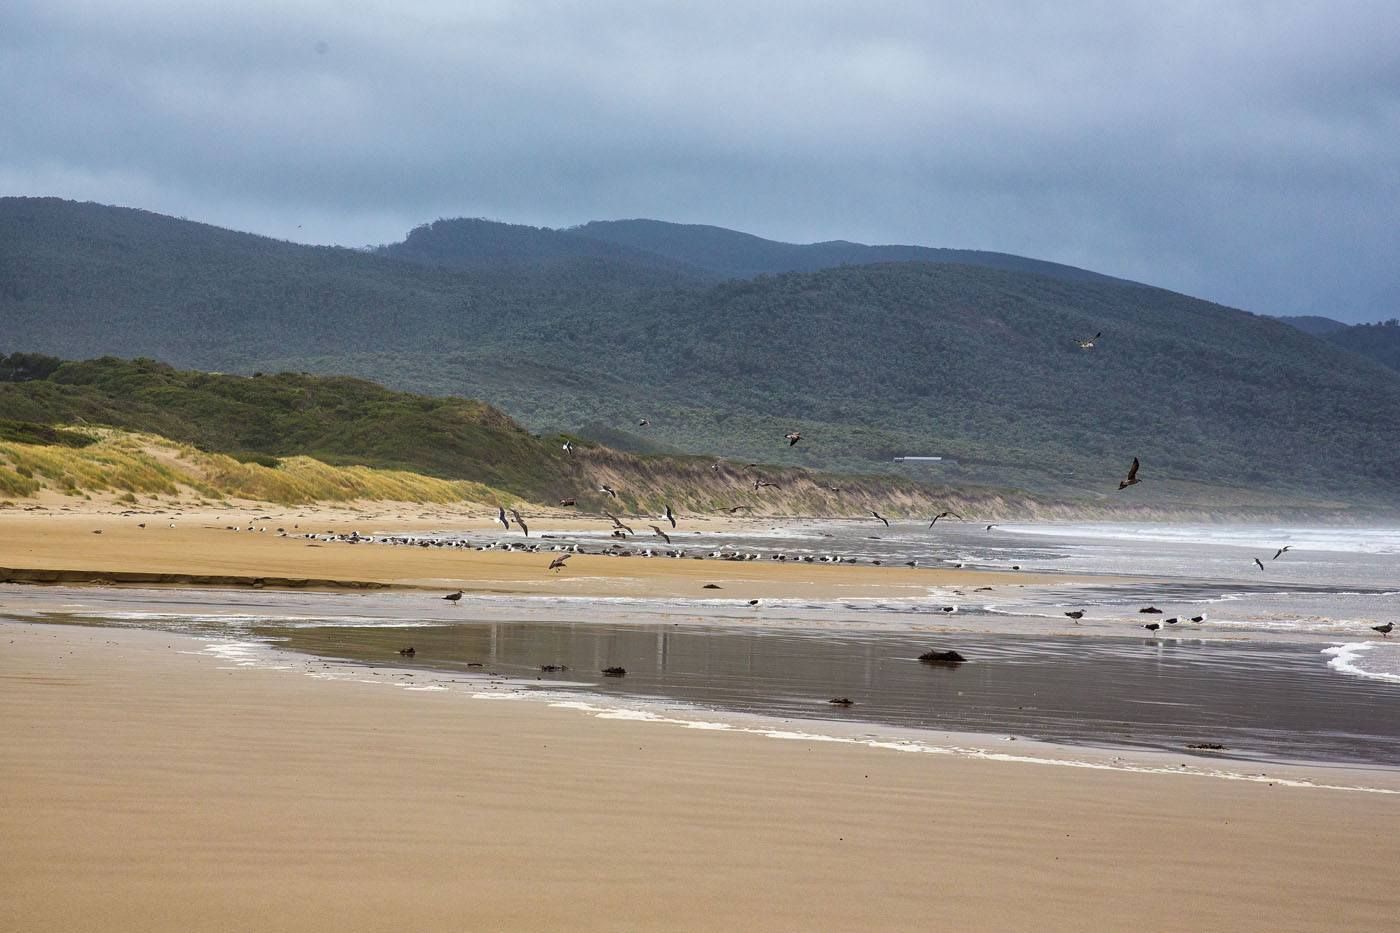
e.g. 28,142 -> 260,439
4,197 -> 1399,507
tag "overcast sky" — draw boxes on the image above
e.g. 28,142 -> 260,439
3,1 -> 1397,321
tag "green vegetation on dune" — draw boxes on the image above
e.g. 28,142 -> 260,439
0,356 -> 570,499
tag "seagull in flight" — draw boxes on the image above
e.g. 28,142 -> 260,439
1253,557 -> 1265,571
496,507 -> 510,531
637,418 -> 650,427
604,511 -> 634,534
928,510 -> 963,527
869,509 -> 890,527
558,498 -> 577,507
547,554 -> 571,572
510,508 -> 529,537
985,524 -> 998,532
1118,457 -> 1141,490
1271,546 -> 1292,560
650,525 -> 672,545
785,431 -> 802,447
717,505 -> 753,514
662,504 -> 676,528
599,484 -> 618,499
1075,332 -> 1102,349
561,440 -> 574,454
753,480 -> 780,491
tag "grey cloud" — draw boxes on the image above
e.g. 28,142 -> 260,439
2,0 -> 1396,320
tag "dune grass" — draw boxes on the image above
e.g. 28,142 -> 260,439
0,428 -> 512,506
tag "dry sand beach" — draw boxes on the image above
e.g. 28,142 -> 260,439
0,496 -> 1080,599
4,498 -> 1400,931
3,621 -> 1399,932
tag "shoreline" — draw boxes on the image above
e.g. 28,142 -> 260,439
4,620 -> 1399,931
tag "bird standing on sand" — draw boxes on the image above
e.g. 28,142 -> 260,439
600,484 -> 618,499
870,509 -> 890,527
1118,457 -> 1141,490
1190,615 -> 1206,623
496,507 -> 510,531
548,554 -> 571,572
442,591 -> 463,602
928,510 -> 963,527
1373,622 -> 1394,637
1076,332 -> 1102,349
1253,558 -> 1265,571
650,525 -> 672,545
785,431 -> 802,447
1144,622 -> 1161,633
1272,546 -> 1292,560
510,508 -> 529,537
1065,610 -> 1085,623
663,504 -> 676,528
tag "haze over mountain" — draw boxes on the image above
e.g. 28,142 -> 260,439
4,197 -> 1399,508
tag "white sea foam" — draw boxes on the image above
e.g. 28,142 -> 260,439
1323,642 -> 1400,684
1001,523 -> 1400,556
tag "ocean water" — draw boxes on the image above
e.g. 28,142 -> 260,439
4,521 -> 1397,767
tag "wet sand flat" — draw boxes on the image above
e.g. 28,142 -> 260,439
3,621 -> 1398,932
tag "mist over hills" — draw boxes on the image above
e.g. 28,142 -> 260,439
4,197 -> 1399,508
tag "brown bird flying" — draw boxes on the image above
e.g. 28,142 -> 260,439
1118,457 -> 1141,490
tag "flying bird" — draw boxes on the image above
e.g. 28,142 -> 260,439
561,440 -> 574,454
1373,622 -> 1394,637
604,511 -> 634,534
1076,331 -> 1102,349
928,510 -> 963,527
599,484 -> 618,499
510,509 -> 529,537
637,418 -> 650,427
650,525 -> 672,545
1253,558 -> 1265,571
496,507 -> 510,531
869,510 -> 890,527
558,498 -> 577,507
985,524 -> 997,532
548,554 -> 571,572
821,484 -> 843,493
663,504 -> 676,528
753,480 -> 780,491
1118,457 -> 1141,490
717,505 -> 753,514
1271,546 -> 1292,560
785,431 -> 802,447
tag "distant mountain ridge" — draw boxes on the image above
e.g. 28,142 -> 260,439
4,197 -> 1400,507
1275,315 -> 1400,371
568,218 -> 1132,285
374,213 -> 1131,286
